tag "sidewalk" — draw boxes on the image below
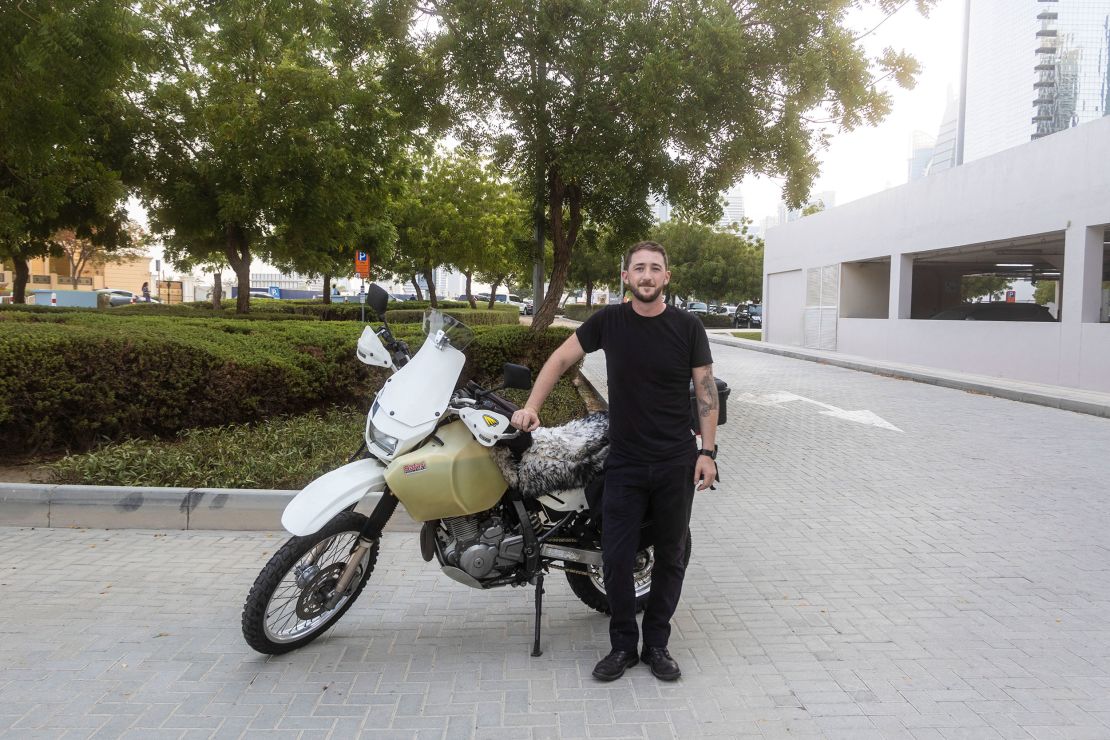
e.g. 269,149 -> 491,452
3,339 -> 1110,737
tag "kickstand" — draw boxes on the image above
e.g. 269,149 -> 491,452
531,573 -> 545,657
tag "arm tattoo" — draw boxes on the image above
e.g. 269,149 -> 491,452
697,366 -> 718,418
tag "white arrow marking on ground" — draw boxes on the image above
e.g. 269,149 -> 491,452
731,391 -> 903,432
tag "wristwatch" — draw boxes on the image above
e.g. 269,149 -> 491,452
698,448 -> 717,460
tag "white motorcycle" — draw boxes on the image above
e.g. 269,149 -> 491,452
241,285 -> 689,656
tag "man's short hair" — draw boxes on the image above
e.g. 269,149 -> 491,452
624,241 -> 668,270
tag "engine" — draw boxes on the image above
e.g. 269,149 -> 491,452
440,514 -> 525,580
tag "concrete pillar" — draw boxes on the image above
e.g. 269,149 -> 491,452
889,254 -> 914,320
1058,224 -> 1103,386
1061,224 -> 1103,324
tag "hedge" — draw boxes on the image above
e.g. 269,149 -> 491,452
0,313 -> 574,455
563,304 -> 605,321
699,314 -> 734,328
384,308 -> 519,326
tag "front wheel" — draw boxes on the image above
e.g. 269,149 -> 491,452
242,511 -> 378,654
566,531 -> 692,614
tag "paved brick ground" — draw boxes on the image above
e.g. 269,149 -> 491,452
3,344 -> 1110,739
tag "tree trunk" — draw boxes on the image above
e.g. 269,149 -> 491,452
322,274 -> 332,304
422,264 -> 438,307
585,279 -> 593,308
531,168 -> 581,332
465,270 -> 476,308
212,272 -> 223,310
487,278 -> 501,310
12,256 -> 29,304
224,224 -> 252,314
411,274 -> 423,301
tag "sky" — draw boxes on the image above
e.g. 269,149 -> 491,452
742,0 -> 966,224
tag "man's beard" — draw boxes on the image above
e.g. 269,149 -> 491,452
630,282 -> 664,303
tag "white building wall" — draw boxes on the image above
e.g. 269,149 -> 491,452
764,115 -> 1110,393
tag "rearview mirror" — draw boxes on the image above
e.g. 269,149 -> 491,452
365,284 -> 390,319
503,363 -> 532,390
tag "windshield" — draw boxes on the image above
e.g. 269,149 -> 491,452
748,305 -> 762,315
421,310 -> 475,351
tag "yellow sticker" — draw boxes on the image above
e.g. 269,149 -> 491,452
481,414 -> 499,427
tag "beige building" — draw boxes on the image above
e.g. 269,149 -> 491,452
1,253 -> 152,300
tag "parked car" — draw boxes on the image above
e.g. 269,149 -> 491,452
248,289 -> 277,300
713,304 -> 737,317
928,302 -> 1056,321
686,301 -> 708,315
98,289 -> 160,307
735,304 -> 762,328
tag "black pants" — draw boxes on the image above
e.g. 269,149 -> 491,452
601,457 -> 695,652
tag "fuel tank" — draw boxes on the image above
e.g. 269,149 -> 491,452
384,420 -> 508,522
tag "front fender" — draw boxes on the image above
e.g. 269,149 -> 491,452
282,458 -> 388,536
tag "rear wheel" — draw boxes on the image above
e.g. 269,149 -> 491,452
242,512 -> 377,654
566,531 -> 692,614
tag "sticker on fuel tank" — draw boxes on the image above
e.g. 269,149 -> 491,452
403,462 -> 427,474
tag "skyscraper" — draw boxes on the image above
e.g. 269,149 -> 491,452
961,0 -> 1110,163
908,130 -> 936,182
717,189 -> 746,231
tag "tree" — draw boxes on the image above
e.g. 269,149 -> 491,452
57,224 -> 148,288
432,0 -> 935,330
1033,280 -> 1058,306
0,0 -> 145,302
385,149 -> 528,307
567,227 -> 621,308
137,0 -> 443,313
652,217 -> 763,304
962,276 -> 1012,302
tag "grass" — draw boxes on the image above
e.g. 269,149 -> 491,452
731,331 -> 763,341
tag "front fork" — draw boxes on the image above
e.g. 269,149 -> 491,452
321,491 -> 400,609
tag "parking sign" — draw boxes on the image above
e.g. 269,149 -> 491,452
355,251 -> 371,277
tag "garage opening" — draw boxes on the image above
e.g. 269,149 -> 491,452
910,232 -> 1064,321
840,258 -> 890,319
1102,230 -> 1110,322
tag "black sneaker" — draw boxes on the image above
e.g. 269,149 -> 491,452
640,646 -> 681,681
592,649 -> 639,681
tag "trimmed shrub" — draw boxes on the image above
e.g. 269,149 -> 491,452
563,304 -> 604,321
699,314 -> 734,328
385,308 -> 519,326
0,312 -> 574,456
0,314 -> 386,455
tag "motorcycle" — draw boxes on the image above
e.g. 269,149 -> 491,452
241,284 -> 691,657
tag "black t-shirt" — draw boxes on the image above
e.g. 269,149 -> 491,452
577,303 -> 712,464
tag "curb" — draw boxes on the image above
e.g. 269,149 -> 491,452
0,482 -> 385,532
707,333 -> 1110,419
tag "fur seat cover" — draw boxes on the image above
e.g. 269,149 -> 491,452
490,412 -> 609,498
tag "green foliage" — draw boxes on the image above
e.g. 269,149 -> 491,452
1033,280 -> 1059,306
699,314 -> 733,328
384,150 -> 529,305
137,0 -> 442,313
46,407 -> 366,489
961,276 -> 1013,302
731,331 -> 763,341
651,219 -> 763,303
384,308 -> 519,326
0,0 -> 145,301
462,325 -> 576,386
0,312 -> 571,455
563,305 -> 605,322
44,374 -> 587,488
0,313 -> 384,454
434,0 -> 935,328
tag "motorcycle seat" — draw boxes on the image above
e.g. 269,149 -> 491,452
491,412 -> 609,498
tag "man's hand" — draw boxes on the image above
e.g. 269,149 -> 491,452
511,406 -> 541,432
693,455 -> 717,492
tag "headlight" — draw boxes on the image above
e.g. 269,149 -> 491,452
368,419 -> 399,454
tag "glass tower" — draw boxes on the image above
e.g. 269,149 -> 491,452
962,0 -> 1110,162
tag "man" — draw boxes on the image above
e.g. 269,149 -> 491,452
511,240 -> 719,682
